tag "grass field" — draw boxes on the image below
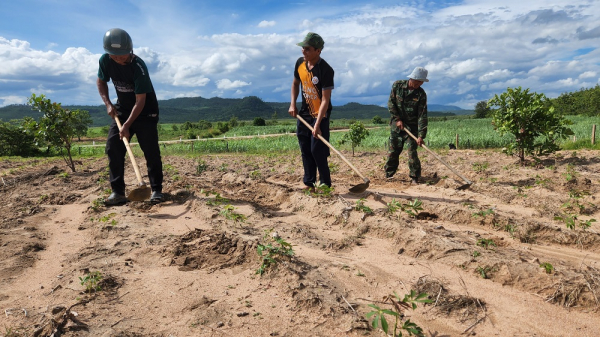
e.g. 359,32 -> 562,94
71,115 -> 600,157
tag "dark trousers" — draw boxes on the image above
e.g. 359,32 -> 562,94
297,116 -> 331,187
105,116 -> 163,195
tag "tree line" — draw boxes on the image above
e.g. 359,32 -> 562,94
1,84 -> 597,166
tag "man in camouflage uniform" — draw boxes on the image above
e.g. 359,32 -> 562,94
384,67 -> 429,184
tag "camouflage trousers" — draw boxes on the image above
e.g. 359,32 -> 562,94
384,125 -> 421,179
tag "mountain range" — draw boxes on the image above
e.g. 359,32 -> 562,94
0,96 -> 470,127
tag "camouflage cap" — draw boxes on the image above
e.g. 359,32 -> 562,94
296,32 -> 324,50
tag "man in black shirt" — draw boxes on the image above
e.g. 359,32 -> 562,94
97,28 -> 164,205
288,32 -> 335,189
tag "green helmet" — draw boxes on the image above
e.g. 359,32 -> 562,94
103,28 -> 133,55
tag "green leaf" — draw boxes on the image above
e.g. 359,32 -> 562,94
381,309 -> 399,317
380,315 -> 389,333
371,315 -> 379,329
368,304 -> 381,310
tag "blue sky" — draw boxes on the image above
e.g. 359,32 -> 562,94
1,0 -> 599,110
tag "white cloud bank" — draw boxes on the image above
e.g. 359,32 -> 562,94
0,0 -> 599,109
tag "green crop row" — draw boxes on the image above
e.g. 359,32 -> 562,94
70,115 -> 600,157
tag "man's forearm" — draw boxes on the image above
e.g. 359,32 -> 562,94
290,81 -> 299,106
96,78 -> 112,106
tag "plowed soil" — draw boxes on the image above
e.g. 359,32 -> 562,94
1,148 -> 600,336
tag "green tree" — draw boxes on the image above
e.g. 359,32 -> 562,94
0,119 -> 38,156
488,87 -> 574,163
339,120 -> 369,156
182,121 -> 195,130
229,116 -> 239,128
217,121 -> 229,133
253,117 -> 266,126
474,100 -> 491,118
552,85 -> 600,116
186,130 -> 197,139
26,94 -> 81,172
372,115 -> 384,124
72,109 -> 93,141
198,120 -> 212,130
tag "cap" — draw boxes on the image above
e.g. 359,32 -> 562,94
296,32 -> 324,50
408,67 -> 429,82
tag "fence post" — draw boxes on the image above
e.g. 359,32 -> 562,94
455,134 -> 459,149
592,125 -> 596,145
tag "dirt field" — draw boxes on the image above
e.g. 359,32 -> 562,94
1,148 -> 600,337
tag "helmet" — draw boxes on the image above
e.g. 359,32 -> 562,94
103,28 -> 133,55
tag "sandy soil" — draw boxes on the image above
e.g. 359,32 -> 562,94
1,148 -> 600,337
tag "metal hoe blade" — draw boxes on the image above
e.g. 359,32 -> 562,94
127,184 -> 152,201
349,178 -> 370,193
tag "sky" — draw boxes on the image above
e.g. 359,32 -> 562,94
1,0 -> 599,110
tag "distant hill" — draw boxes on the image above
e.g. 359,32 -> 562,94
429,104 -> 462,111
0,96 -> 467,126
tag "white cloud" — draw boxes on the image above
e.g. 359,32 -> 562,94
216,79 -> 251,90
258,20 -> 276,28
479,69 -> 514,82
0,95 -> 27,105
2,1 -> 600,109
579,71 -> 597,79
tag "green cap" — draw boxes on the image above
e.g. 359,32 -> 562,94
296,32 -> 324,50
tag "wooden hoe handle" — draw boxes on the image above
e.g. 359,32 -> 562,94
403,128 -> 473,185
114,118 -> 145,186
296,116 -> 368,182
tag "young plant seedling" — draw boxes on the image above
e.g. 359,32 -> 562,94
305,182 -> 334,198
90,198 -> 105,212
79,271 -> 103,293
205,191 -> 230,206
220,204 -> 247,224
403,199 -> 423,218
554,213 -> 577,230
472,161 -> 489,173
355,198 -> 373,215
249,170 -> 262,180
579,218 -> 596,230
476,238 -> 496,250
196,160 -> 208,175
476,266 -> 492,279
504,223 -> 517,238
540,262 -> 554,274
366,290 -> 432,337
256,230 -> 294,276
563,164 -> 577,182
472,208 -> 495,218
386,198 -> 403,215
91,213 -> 118,227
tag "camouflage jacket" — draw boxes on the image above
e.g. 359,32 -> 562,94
388,80 -> 428,139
